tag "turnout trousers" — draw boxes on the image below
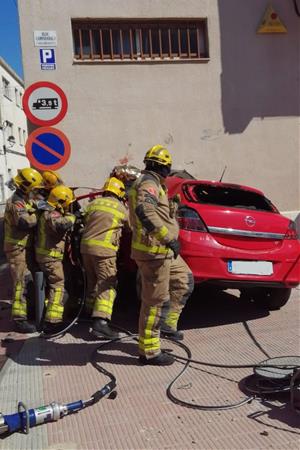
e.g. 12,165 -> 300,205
37,256 -> 65,323
6,247 -> 38,320
136,255 -> 194,359
82,254 -> 117,320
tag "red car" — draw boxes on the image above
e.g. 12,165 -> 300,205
166,174 -> 300,310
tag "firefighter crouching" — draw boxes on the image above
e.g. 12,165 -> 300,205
80,177 -> 128,339
35,185 -> 75,332
4,168 -> 44,333
128,145 -> 194,366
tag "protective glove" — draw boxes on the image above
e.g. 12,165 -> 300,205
166,239 -> 181,259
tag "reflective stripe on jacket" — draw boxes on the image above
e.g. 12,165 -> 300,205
36,210 -> 75,260
128,170 -> 179,260
4,192 -> 37,252
80,195 -> 128,257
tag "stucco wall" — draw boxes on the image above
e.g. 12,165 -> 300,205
18,0 -> 300,211
0,59 -> 29,214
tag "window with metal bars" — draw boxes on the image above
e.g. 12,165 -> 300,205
72,19 -> 209,62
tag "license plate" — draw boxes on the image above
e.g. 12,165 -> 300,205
228,260 -> 273,275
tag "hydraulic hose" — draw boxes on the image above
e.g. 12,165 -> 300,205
162,351 -> 300,371
94,329 -> 257,411
96,326 -> 300,412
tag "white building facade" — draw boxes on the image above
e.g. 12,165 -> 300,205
0,57 -> 29,214
17,0 -> 300,214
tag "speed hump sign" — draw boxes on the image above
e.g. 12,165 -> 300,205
22,81 -> 68,126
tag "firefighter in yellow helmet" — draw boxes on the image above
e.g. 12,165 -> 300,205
35,185 -> 76,332
128,145 -> 194,365
4,168 -> 44,333
36,170 -> 64,201
80,177 -> 129,339
42,170 -> 63,190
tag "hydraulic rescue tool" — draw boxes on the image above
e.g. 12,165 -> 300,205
0,380 -> 116,435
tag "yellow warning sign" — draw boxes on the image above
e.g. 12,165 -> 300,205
257,5 -> 287,34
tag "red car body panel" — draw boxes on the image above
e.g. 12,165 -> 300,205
166,177 -> 300,288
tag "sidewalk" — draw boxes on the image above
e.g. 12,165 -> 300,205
0,262 -> 299,449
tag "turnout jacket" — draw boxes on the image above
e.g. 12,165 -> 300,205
128,170 -> 179,260
35,208 -> 75,260
4,191 -> 37,253
80,195 -> 128,258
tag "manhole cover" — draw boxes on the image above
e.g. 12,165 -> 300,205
255,356 -> 300,380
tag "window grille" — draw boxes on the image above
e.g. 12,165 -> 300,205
2,77 -> 10,99
72,19 -> 209,62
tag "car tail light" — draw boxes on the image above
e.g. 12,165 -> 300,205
177,207 -> 207,232
284,221 -> 299,240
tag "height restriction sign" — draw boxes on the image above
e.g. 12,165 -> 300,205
22,81 -> 68,126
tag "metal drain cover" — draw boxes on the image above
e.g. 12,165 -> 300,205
255,356 -> 300,380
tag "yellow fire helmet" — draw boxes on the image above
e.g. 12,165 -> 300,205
103,177 -> 126,199
144,145 -> 172,166
13,168 -> 44,194
42,170 -> 63,190
47,185 -> 74,211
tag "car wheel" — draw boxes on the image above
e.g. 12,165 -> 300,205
241,287 -> 292,311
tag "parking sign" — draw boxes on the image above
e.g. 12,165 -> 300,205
39,48 -> 56,70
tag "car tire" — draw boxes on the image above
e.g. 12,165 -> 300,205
25,278 -> 35,320
241,287 -> 292,311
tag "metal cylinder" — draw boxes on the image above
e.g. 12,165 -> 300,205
34,272 -> 45,331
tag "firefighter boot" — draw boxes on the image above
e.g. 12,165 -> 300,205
14,320 -> 37,334
92,319 -> 120,339
139,352 -> 175,366
161,326 -> 184,341
42,322 -> 65,335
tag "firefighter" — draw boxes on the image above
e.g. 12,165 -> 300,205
128,145 -> 194,366
35,185 -> 75,332
37,170 -> 64,200
80,177 -> 128,339
4,167 -> 44,333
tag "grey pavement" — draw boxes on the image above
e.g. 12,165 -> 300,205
0,267 -> 299,449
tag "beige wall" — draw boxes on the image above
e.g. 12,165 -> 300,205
0,58 -> 28,214
18,0 -> 300,211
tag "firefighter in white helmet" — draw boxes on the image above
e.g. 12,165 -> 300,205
35,185 -> 76,332
80,177 -> 129,339
128,145 -> 194,366
4,168 -> 44,333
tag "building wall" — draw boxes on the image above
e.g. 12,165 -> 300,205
0,58 -> 29,214
18,0 -> 300,211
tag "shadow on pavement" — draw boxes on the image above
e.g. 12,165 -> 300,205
248,401 -> 300,434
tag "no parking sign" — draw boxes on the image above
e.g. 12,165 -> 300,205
25,127 -> 71,171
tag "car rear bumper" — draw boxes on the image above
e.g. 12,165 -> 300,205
180,232 -> 300,287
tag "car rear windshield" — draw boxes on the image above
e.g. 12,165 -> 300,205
191,184 -> 274,211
